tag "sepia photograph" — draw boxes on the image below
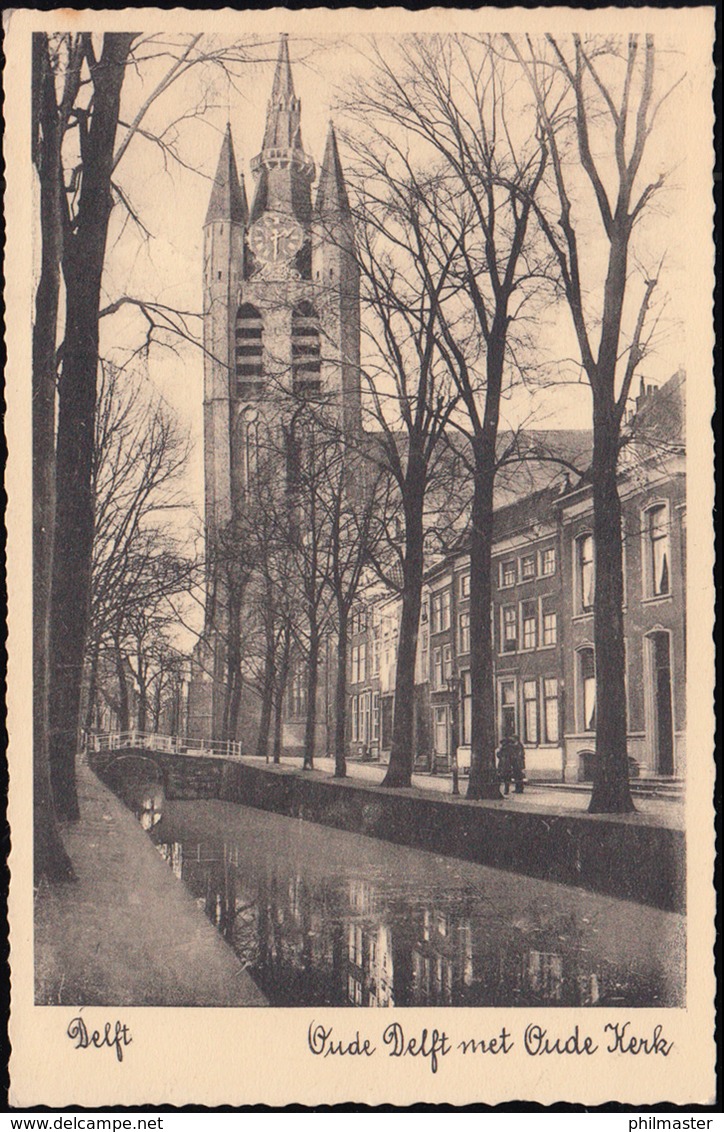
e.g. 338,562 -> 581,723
6,5 -> 716,1108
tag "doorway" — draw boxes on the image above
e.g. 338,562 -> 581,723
648,631 -> 674,775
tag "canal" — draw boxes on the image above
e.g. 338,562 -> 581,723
128,788 -> 685,1010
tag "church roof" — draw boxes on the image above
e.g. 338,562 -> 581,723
316,123 -> 351,215
205,123 -> 248,225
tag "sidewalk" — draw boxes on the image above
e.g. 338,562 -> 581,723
244,754 -> 684,830
34,763 -> 267,1006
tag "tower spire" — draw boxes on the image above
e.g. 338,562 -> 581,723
250,34 -> 315,224
316,122 -> 351,216
205,123 -> 248,225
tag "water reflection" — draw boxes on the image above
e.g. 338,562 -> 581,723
135,791 -> 683,1008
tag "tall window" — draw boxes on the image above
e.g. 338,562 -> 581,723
543,678 -> 560,743
647,504 -> 671,596
431,589 -> 451,633
359,692 -> 371,745
371,634 -> 381,676
372,692 -> 380,742
292,301 -> 321,396
502,606 -> 517,652
523,680 -> 538,744
542,610 -> 558,647
461,671 -> 472,745
235,304 -> 264,399
500,560 -> 516,588
419,628 -> 429,680
460,573 -> 470,598
521,600 -> 537,650
540,547 -> 556,576
579,648 -> 596,732
458,612 -> 471,655
433,647 -> 443,690
499,679 -> 517,738
520,554 -> 536,580
576,534 -> 595,613
443,644 -> 453,682
241,409 -> 259,495
351,695 -> 359,742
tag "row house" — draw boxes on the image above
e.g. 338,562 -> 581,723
346,372 -> 685,785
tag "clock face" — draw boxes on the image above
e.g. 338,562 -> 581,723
248,214 -> 304,264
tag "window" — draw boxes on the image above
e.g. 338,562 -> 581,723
371,634 -> 381,676
579,648 -> 596,732
443,644 -> 453,682
351,695 -> 359,742
461,671 -> 472,745
521,600 -> 537,650
359,692 -> 371,745
235,304 -> 264,399
292,302 -> 321,396
351,643 -> 366,685
372,692 -> 380,741
420,629 -> 429,680
523,680 -> 538,744
501,560 -> 516,588
502,606 -> 517,652
499,679 -> 517,738
433,647 -> 443,690
520,554 -> 536,580
542,611 -> 558,647
242,409 -> 259,495
290,672 -> 306,718
458,612 -> 471,655
460,573 -> 470,598
540,547 -> 556,576
543,678 -> 560,743
646,504 -> 671,596
576,534 -> 595,613
431,589 -> 451,633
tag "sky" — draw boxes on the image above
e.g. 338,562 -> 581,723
96,31 -> 692,524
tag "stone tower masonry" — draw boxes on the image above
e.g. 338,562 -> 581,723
187,34 -> 361,743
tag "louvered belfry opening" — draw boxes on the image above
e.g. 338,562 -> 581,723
291,301 -> 321,396
235,303 -> 264,399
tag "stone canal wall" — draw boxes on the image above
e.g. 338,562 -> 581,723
91,750 -> 685,913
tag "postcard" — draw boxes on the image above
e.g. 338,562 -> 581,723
6,5 -> 716,1108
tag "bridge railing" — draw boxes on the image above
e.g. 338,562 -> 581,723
88,731 -> 243,760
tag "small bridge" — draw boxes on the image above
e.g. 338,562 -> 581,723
87,731 -> 243,795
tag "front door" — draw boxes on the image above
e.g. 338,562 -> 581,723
433,706 -> 449,757
650,632 -> 674,775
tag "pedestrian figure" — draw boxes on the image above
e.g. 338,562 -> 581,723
508,734 -> 526,794
497,738 -> 513,795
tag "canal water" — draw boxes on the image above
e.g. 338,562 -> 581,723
124,790 -> 685,1009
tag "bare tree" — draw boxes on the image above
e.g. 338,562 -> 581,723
345,167 -> 459,788
505,33 -> 679,811
357,35 -> 552,798
32,30 -> 273,865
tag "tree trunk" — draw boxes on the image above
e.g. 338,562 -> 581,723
83,638 -> 101,733
255,616 -> 276,761
32,33 -> 76,879
48,33 -> 135,820
137,669 -> 148,732
303,627 -> 320,770
114,641 -> 130,732
382,474 -> 425,788
272,624 -> 291,764
467,439 -> 502,800
223,582 -> 243,741
588,401 -> 636,813
333,612 -> 348,778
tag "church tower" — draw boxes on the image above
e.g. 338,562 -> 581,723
188,34 -> 361,743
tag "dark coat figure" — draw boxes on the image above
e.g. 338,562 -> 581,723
497,735 -> 526,795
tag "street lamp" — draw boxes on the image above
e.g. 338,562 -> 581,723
446,674 -> 460,796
